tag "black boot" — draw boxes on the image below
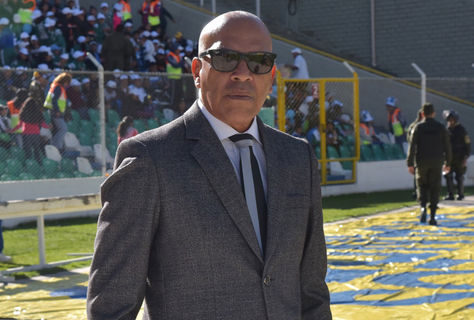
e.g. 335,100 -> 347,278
444,193 -> 454,201
457,176 -> 464,200
420,207 -> 427,223
429,208 -> 437,226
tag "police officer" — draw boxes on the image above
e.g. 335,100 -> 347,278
407,103 -> 452,225
443,110 -> 471,200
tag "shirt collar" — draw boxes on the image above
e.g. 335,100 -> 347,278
198,99 -> 261,144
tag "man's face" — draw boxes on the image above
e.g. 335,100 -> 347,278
192,16 -> 274,132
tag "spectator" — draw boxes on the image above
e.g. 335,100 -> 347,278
74,8 -> 91,37
10,97 -> 49,163
67,78 -> 87,119
101,23 -> 135,70
0,104 -> 12,149
326,121 -> 341,151
166,44 -> 184,111
360,110 -> 380,145
44,72 -> 72,151
29,71 -> 48,108
104,80 -> 118,111
7,88 -> 29,148
99,2 -> 113,30
44,18 -> 66,48
0,17 -> 15,66
112,3 -> 124,30
95,13 -> 108,44
288,47 -> 309,79
119,0 -> 133,23
116,115 -> 138,144
61,7 -> 77,53
386,96 -> 407,148
139,0 -> 161,30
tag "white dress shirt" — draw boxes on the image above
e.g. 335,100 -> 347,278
198,100 -> 268,198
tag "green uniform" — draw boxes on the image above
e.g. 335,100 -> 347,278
407,117 -> 452,210
445,123 -> 470,198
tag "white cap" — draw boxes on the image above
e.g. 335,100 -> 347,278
185,46 -> 192,52
0,17 -> 8,25
385,96 -> 397,107
106,80 -> 117,88
157,48 -> 165,55
46,11 -> 54,17
20,32 -> 29,39
87,15 -> 96,21
124,21 -> 132,28
177,45 -> 184,51
97,13 -> 105,20
62,7 -> 72,15
120,74 -> 128,80
291,47 -> 302,54
130,74 -> 140,80
151,31 -> 159,38
31,10 -> 42,20
73,51 -> 84,59
70,79 -> 81,86
19,47 -> 28,55
141,31 -> 150,38
38,45 -> 49,52
73,8 -> 84,16
44,18 -> 56,27
361,110 -> 374,122
152,39 -> 160,44
77,36 -> 86,43
82,78 -> 90,84
31,34 -> 38,41
113,3 -> 123,11
100,2 -> 109,8
38,63 -> 49,70
60,53 -> 69,60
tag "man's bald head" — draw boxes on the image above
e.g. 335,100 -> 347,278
198,11 -> 272,55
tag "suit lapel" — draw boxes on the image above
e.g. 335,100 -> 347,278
258,120 -> 288,263
184,104 -> 264,263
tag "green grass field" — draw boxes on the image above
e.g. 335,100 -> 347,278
1,187 -> 472,278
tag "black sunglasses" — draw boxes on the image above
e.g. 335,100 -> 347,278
199,48 -> 276,74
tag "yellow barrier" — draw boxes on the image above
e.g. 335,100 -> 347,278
277,71 -> 360,185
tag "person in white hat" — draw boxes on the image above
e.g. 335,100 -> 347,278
44,18 -> 66,50
287,47 -> 309,79
360,110 -> 380,145
385,96 -> 407,147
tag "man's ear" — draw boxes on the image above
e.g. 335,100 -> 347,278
271,65 -> 276,80
192,58 -> 201,88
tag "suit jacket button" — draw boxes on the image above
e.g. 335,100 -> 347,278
263,275 -> 271,286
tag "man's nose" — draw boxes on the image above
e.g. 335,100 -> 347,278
231,59 -> 252,81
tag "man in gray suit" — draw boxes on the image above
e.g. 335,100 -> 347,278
87,10 -> 331,319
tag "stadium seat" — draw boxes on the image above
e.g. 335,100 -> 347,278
0,173 -> 14,181
10,146 -> 25,163
42,158 -> 59,177
107,109 -> 120,124
25,159 -> 42,176
315,146 -> 321,159
361,144 -> 375,161
78,131 -> 93,146
147,118 -> 159,130
0,147 -> 8,161
93,144 -> 114,167
327,146 -> 340,159
60,158 -> 76,174
45,144 -> 62,162
4,158 -> 22,176
76,157 -> 94,175
88,109 -> 100,122
371,144 -> 387,161
18,172 -> 35,180
0,161 -> 6,174
79,119 -> 94,135
70,109 -> 81,123
339,145 -> 353,170
134,119 -> 147,133
43,111 -> 51,124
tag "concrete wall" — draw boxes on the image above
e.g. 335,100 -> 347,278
165,0 -> 474,153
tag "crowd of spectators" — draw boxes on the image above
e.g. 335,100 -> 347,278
0,0 -> 196,73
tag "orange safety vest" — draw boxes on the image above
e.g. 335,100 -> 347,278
142,0 -> 161,12
388,107 -> 404,136
360,123 -> 375,136
120,0 -> 132,20
7,100 -> 22,133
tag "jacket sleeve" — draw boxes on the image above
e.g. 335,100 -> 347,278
443,127 -> 452,167
51,85 -> 62,114
87,137 -> 160,319
407,125 -> 418,167
301,143 -> 332,319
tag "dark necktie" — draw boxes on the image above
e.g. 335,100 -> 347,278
229,133 -> 267,254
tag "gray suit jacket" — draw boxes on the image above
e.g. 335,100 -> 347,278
87,103 -> 331,319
